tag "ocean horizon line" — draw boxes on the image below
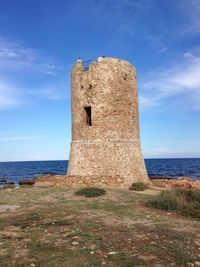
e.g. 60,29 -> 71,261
0,157 -> 200,164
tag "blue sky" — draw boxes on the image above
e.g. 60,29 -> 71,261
0,0 -> 200,161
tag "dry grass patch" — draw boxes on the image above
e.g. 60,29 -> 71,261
147,189 -> 200,218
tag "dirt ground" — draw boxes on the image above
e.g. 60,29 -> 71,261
0,186 -> 200,267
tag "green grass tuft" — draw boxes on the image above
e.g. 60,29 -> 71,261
129,182 -> 147,191
75,187 -> 106,198
147,189 -> 200,218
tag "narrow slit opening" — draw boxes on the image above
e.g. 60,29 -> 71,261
84,106 -> 92,126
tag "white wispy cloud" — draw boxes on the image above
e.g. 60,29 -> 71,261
144,146 -> 200,158
28,154 -> 67,161
0,36 -> 61,74
0,136 -> 44,141
0,36 -> 66,108
139,51 -> 200,109
32,81 -> 68,100
181,0 -> 200,34
85,0 -> 155,35
84,0 -> 199,51
146,34 -> 168,53
0,80 -> 22,109
37,88 -> 67,100
0,78 -> 68,109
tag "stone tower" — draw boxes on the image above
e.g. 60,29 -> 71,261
67,57 -> 149,186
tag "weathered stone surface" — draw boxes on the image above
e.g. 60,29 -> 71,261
151,177 -> 200,190
19,179 -> 35,185
34,175 -> 126,188
34,181 -> 54,188
34,174 -> 200,190
67,57 -> 150,187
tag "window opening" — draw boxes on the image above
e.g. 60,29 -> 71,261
83,60 -> 92,71
84,106 -> 92,126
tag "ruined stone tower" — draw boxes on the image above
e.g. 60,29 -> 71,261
67,57 -> 149,186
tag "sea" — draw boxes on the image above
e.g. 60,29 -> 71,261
0,158 -> 200,185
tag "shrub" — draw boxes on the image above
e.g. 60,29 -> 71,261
75,187 -> 106,198
147,189 -> 200,218
129,182 -> 147,191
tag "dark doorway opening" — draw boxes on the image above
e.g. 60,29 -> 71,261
84,106 -> 92,126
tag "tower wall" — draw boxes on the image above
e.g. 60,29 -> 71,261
67,57 -> 149,186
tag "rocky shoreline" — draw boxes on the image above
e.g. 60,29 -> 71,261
150,176 -> 200,190
1,175 -> 200,190
14,175 -> 200,190
0,178 -> 15,188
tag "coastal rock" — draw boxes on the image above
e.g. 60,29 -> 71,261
19,179 -> 35,186
149,176 -> 172,180
34,181 -> 54,188
0,178 -> 15,189
152,177 -> 200,190
0,179 -> 7,184
7,182 -> 15,185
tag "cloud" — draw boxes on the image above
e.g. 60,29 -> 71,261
84,0 -> 156,35
82,1 -> 171,53
85,0 -> 200,50
144,146 -> 200,158
33,81 -> 68,100
27,154 -> 67,161
37,88 -> 67,100
144,149 -> 179,158
0,36 -> 67,109
181,0 -> 200,34
0,136 -> 44,141
146,34 -> 168,53
0,36 -> 60,74
0,80 -> 22,109
0,78 -> 68,109
139,51 -> 200,109
144,147 -> 184,158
